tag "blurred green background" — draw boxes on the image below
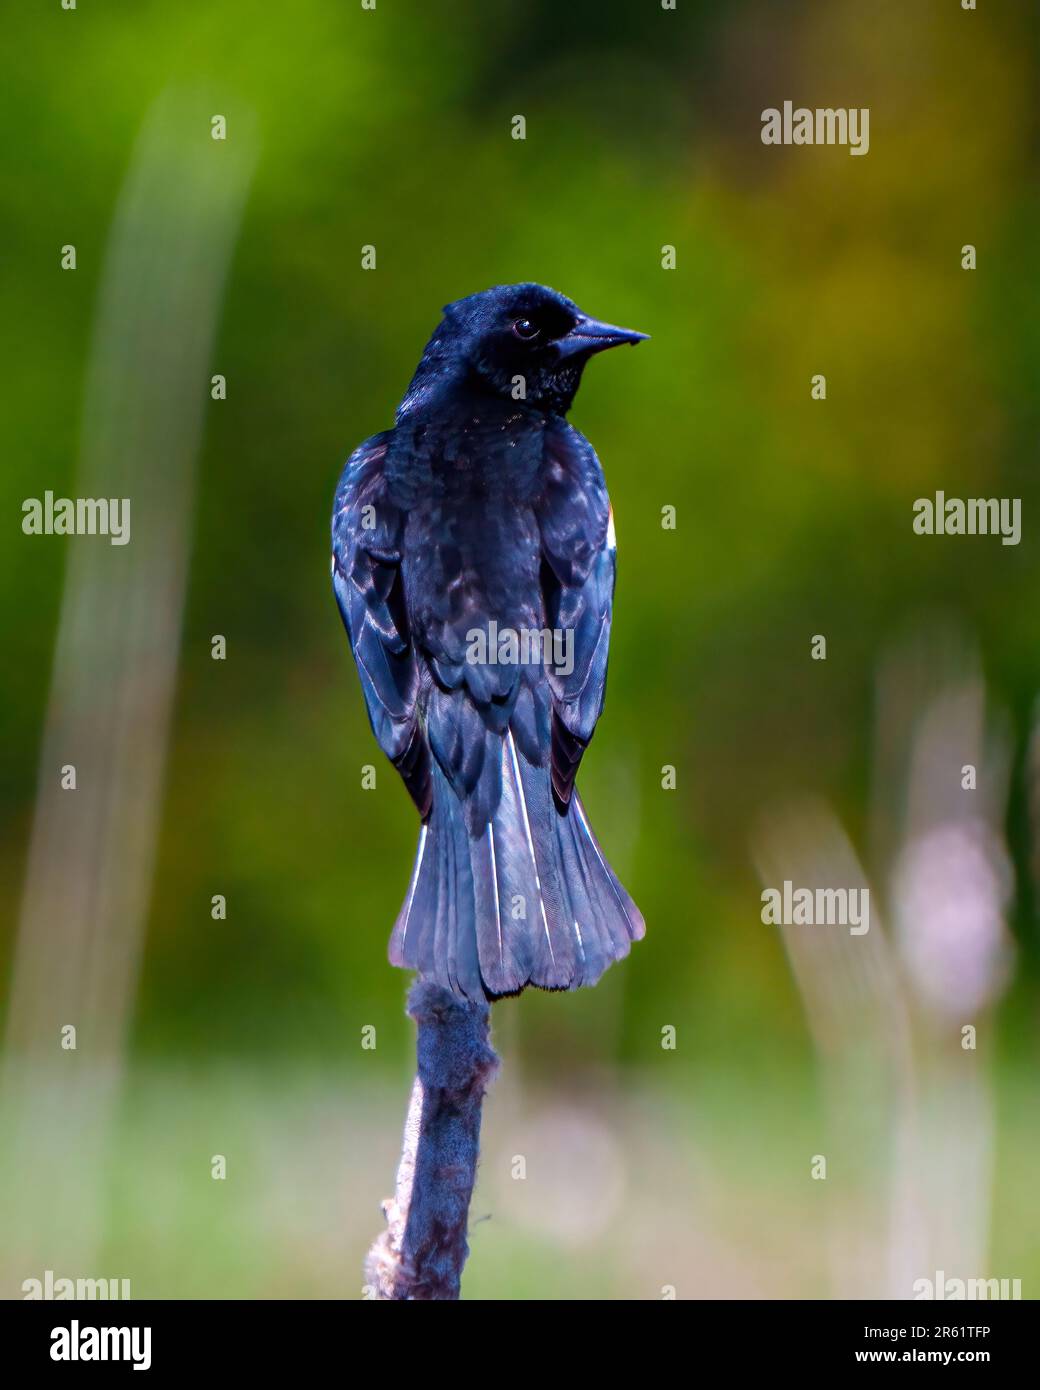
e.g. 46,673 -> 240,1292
1,0 -> 1038,1299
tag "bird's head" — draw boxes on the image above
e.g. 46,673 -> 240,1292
402,283 -> 648,417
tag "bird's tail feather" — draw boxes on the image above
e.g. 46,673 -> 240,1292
389,731 -> 644,1001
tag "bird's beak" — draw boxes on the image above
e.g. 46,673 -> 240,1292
555,315 -> 650,360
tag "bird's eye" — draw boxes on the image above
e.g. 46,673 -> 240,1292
512,317 -> 540,341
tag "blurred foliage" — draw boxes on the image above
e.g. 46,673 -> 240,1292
2,0 -> 1039,1293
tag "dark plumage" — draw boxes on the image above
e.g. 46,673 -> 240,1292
331,283 -> 646,1001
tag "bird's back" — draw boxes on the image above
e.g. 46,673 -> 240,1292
387,396 -> 554,686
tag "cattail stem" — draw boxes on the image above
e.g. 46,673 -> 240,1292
365,981 -> 498,1300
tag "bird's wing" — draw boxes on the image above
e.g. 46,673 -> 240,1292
536,418 -> 616,810
331,431 -> 432,817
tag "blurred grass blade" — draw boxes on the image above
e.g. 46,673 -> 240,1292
1,87 -> 256,1285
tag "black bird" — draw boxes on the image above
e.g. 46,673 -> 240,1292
331,283 -> 646,1002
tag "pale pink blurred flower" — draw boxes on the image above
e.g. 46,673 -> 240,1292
892,818 -> 1014,1023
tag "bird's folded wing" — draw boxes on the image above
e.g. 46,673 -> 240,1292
331,431 -> 431,816
536,419 -> 616,809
